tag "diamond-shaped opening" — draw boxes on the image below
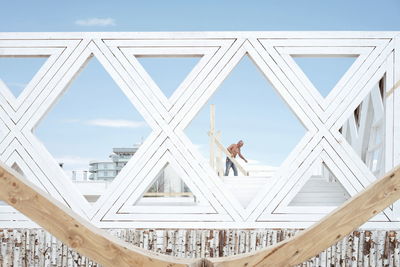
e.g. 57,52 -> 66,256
186,54 -> 306,181
0,57 -> 48,97
136,163 -> 196,206
340,76 -> 385,178
136,56 -> 200,98
289,161 -> 351,206
34,56 -> 152,205
292,56 -> 357,97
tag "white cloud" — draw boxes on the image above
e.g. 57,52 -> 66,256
75,18 -> 116,26
87,119 -> 146,128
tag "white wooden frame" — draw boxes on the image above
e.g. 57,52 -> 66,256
0,32 -> 398,229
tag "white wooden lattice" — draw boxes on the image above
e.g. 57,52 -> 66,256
0,32 -> 399,229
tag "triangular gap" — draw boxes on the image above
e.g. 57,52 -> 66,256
340,76 -> 386,178
0,57 -> 48,98
292,56 -> 357,98
11,162 -> 25,177
136,56 -> 201,98
105,151 -> 230,220
289,160 -> 351,207
34,56 -> 152,206
136,163 -> 197,206
7,148 -> 52,193
186,53 -> 306,172
353,104 -> 362,130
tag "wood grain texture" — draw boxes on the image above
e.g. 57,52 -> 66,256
2,158 -> 400,266
0,161 -> 193,267
210,165 -> 400,267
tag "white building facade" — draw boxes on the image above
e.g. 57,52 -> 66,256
89,147 -> 139,181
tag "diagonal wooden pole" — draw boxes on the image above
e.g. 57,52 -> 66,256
1,158 -> 400,266
0,161 -> 194,267
385,79 -> 400,98
210,165 -> 400,267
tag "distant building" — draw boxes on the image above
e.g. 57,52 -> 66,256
89,145 -> 140,181
71,145 -> 193,203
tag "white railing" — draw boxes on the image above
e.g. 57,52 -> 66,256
0,32 -> 399,229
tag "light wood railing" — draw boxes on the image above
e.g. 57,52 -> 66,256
1,160 -> 400,266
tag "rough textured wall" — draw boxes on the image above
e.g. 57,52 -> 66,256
0,228 -> 399,266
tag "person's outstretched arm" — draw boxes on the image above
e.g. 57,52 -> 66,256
238,150 -> 248,163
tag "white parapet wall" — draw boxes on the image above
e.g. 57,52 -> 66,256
0,32 -> 399,229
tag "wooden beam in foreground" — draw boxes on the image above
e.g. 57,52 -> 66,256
1,158 -> 400,267
210,165 -> 400,267
0,162 -> 194,267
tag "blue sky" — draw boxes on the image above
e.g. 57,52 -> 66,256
0,0 -> 399,176
1,0 -> 400,32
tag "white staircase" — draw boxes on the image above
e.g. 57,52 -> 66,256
289,175 -> 350,206
221,174 -> 350,208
